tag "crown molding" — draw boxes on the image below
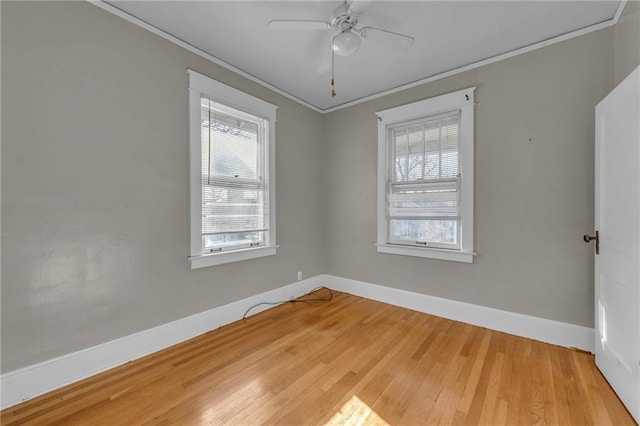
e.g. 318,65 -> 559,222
90,1 -> 627,114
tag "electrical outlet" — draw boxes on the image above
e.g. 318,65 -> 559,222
297,271 -> 303,281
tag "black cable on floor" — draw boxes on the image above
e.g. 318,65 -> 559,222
242,286 -> 333,319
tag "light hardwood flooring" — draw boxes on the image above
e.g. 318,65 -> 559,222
1,290 -> 635,425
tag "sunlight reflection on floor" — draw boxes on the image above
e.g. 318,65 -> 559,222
324,395 -> 390,426
199,378 -> 266,424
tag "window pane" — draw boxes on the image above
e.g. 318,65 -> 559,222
393,199 -> 458,209
407,124 -> 424,181
424,121 -> 440,179
390,219 -> 458,245
201,100 -> 260,181
202,185 -> 265,234
391,113 -> 460,181
394,128 -> 408,181
388,113 -> 461,248
440,116 -> 459,178
204,231 -> 264,250
200,96 -> 268,251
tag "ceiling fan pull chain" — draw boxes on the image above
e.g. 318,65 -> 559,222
331,44 -> 336,97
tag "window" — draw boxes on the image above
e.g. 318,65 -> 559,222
188,70 -> 277,268
376,88 -> 475,263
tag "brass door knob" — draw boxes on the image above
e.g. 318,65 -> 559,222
583,234 -> 596,242
583,230 -> 599,254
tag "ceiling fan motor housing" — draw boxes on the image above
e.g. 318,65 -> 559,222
331,4 -> 358,32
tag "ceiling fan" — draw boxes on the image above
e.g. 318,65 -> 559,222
268,0 -> 415,97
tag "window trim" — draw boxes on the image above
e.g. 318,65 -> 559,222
188,70 -> 277,269
376,87 -> 476,263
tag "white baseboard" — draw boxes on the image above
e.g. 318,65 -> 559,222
1,273 -> 595,411
0,275 -> 327,410
324,275 -> 595,353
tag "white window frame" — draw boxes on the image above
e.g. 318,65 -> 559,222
376,87 -> 476,263
188,70 -> 277,269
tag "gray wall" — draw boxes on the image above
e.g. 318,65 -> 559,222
323,28 -> 614,328
1,1 -> 325,372
614,0 -> 640,85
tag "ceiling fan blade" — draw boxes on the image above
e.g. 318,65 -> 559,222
360,26 -> 415,51
348,0 -> 372,17
268,20 -> 332,31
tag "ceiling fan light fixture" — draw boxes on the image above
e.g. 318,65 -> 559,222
333,30 -> 361,56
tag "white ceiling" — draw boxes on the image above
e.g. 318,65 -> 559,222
104,1 -> 621,111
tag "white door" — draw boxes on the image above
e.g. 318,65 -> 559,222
593,65 -> 640,423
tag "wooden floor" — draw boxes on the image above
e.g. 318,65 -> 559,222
1,290 -> 635,425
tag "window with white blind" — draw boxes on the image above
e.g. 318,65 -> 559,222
376,88 -> 475,263
188,70 -> 277,269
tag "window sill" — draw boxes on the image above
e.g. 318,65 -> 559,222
190,245 -> 277,269
376,243 -> 475,263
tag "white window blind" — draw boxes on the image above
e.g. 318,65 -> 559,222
388,112 -> 461,249
200,97 -> 269,252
